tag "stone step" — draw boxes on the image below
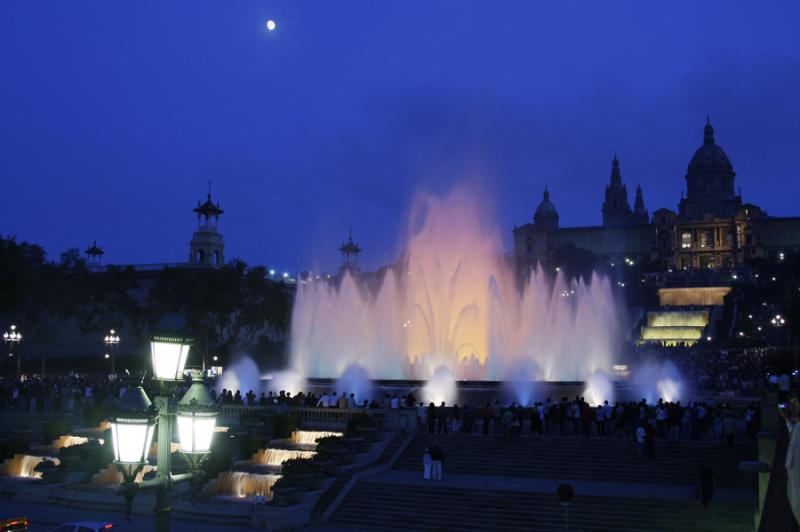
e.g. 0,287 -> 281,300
396,434 -> 755,487
330,481 -> 753,532
311,431 -> 408,520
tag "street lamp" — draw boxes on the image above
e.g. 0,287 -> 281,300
113,312 -> 217,532
111,386 -> 156,467
3,325 -> 22,378
771,314 -> 786,327
176,377 -> 217,456
150,313 -> 192,381
104,329 -> 120,375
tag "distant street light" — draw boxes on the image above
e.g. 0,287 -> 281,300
3,325 -> 22,378
104,329 -> 120,375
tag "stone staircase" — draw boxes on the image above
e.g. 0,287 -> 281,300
311,430 -> 410,522
329,481 -> 753,531
395,434 -> 756,488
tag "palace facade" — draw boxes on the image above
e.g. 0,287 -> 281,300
513,119 -> 800,271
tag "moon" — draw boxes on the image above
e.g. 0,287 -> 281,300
266,20 -> 276,31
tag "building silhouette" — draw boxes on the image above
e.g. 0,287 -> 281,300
514,119 -> 800,271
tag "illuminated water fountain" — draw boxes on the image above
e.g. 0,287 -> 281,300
0,454 -> 61,479
292,430 -> 343,446
253,448 -> 316,466
291,188 -> 622,386
91,463 -> 156,486
204,472 -> 281,500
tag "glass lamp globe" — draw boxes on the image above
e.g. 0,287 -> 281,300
110,386 -> 157,465
176,376 -> 217,454
150,312 -> 193,381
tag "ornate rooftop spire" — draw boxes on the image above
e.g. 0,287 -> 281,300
704,115 -> 715,144
610,153 -> 622,186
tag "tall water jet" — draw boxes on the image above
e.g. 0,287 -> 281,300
422,367 -> 457,405
263,368 -> 307,396
217,356 -> 262,395
336,364 -> 372,405
583,370 -> 615,406
290,187 -> 622,383
504,360 -> 543,406
632,359 -> 687,404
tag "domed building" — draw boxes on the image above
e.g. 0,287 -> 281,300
513,118 -> 800,272
679,118 -> 741,221
534,188 -> 559,231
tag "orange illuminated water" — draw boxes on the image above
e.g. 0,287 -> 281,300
291,187 -> 621,382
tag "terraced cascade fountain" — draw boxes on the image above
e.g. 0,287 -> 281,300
204,472 -> 282,500
90,463 -> 157,486
253,448 -> 317,469
292,431 -> 342,446
0,454 -> 61,479
0,431 -> 102,480
204,430 -> 342,501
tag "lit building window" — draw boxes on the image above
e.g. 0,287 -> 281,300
681,232 -> 692,249
699,229 -> 713,249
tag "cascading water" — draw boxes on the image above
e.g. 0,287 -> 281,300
205,472 -> 281,499
253,448 -> 316,466
291,188 -> 622,382
292,431 -> 343,445
91,463 -> 156,486
50,435 -> 89,449
0,454 -> 61,478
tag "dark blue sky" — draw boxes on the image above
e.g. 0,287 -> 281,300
2,1 -> 799,274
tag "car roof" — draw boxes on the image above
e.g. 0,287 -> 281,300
59,522 -> 113,527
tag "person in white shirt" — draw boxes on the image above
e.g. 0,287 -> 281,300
422,447 -> 432,480
316,393 -> 330,408
390,395 -> 400,409
636,425 -> 646,456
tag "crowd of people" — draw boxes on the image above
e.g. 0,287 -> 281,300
415,396 -> 758,450
0,373 -> 123,413
637,345 -> 781,397
214,388 -> 420,410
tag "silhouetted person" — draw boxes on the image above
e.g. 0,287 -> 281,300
437,401 -> 448,434
645,423 -> 655,458
430,444 -> 444,480
699,466 -> 714,507
427,402 -> 437,434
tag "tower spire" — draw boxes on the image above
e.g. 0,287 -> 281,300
703,116 -> 715,144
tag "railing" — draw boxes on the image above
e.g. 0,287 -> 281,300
219,404 -> 365,428
218,404 -> 418,431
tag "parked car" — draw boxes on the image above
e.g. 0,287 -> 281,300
0,510 -> 28,532
49,523 -> 114,532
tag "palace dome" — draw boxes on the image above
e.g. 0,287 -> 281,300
688,119 -> 733,174
535,189 -> 557,216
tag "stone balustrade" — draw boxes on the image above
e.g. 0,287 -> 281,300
218,404 -> 418,431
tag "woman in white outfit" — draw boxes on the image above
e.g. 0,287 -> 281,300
423,447 -> 432,480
